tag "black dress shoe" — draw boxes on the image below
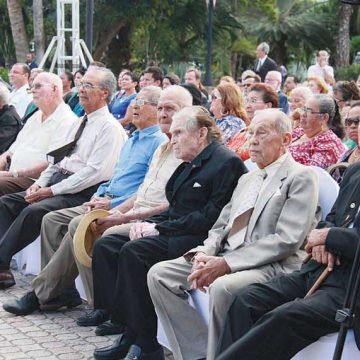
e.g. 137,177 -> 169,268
95,320 -> 124,336
77,309 -> 109,327
40,288 -> 82,311
3,291 -> 40,315
124,345 -> 164,360
93,333 -> 132,360
0,269 -> 15,289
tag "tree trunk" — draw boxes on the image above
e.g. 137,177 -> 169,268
33,0 -> 45,62
7,0 -> 29,62
336,4 -> 353,68
93,18 -> 128,60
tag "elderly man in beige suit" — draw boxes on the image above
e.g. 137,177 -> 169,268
148,109 -> 320,360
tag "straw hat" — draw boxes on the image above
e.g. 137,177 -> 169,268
73,209 -> 110,268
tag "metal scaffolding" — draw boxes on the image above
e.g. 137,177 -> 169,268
38,0 -> 93,73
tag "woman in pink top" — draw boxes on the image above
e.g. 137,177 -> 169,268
289,94 -> 346,169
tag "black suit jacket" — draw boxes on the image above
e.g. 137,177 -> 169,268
254,56 -> 278,82
302,161 -> 360,349
0,105 -> 22,154
149,141 -> 247,259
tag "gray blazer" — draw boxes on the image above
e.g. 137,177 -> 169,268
189,154 -> 319,273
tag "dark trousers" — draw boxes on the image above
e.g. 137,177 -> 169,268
0,181 -> 97,269
216,271 -> 344,360
92,234 -> 169,342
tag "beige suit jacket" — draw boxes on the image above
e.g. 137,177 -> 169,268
188,155 -> 319,273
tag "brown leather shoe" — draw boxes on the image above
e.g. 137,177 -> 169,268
0,270 -> 15,289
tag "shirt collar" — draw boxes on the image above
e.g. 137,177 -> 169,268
263,152 -> 289,178
86,105 -> 110,123
131,124 -> 161,140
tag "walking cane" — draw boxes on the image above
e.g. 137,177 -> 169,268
303,253 -> 330,298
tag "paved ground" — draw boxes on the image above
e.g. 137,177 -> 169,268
0,266 -> 174,360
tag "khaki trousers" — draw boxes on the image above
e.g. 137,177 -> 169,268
147,257 -> 278,360
32,205 -> 133,307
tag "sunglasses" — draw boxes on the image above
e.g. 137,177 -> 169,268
345,117 -> 360,127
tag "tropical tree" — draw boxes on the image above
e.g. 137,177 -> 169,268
33,0 -> 45,61
240,0 -> 333,66
7,0 -> 29,61
336,2 -> 354,67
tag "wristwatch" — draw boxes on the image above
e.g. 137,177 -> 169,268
11,170 -> 19,178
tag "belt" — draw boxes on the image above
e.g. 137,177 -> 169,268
58,168 -> 74,175
104,193 -> 117,199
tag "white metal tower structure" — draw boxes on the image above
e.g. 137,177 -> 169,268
38,0 -> 93,73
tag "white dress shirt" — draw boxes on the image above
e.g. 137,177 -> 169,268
9,101 -> 77,172
307,63 -> 334,80
35,105 -> 128,195
9,84 -> 33,118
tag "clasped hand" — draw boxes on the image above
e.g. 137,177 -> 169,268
24,184 -> 53,204
129,222 -> 159,240
187,253 -> 231,292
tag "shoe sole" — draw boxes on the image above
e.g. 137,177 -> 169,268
40,298 -> 82,312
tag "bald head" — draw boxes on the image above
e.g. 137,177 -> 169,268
157,85 -> 193,135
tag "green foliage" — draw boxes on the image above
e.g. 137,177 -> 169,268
0,67 -> 9,82
350,36 -> 360,62
335,64 -> 360,81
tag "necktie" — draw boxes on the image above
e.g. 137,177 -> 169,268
227,169 -> 267,249
46,115 -> 88,164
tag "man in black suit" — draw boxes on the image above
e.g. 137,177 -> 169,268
216,162 -> 360,360
92,106 -> 246,360
253,42 -> 278,82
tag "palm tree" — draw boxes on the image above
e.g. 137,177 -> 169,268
7,0 -> 29,62
33,0 -> 45,62
240,0 -> 333,66
336,3 -> 353,67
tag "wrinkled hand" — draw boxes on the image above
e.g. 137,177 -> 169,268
305,228 -> 330,254
310,244 -> 340,271
129,222 -> 159,240
24,186 -> 53,203
188,254 -> 231,292
83,196 -> 111,212
25,184 -> 41,197
95,210 -> 129,234
0,171 -> 12,178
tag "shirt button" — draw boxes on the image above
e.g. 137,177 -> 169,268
350,203 -> 356,209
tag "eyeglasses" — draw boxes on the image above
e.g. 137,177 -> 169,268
334,97 -> 345,104
134,98 -> 157,107
345,117 -> 360,127
78,82 -> 103,90
300,107 -> 324,115
29,83 -> 53,90
246,98 -> 264,104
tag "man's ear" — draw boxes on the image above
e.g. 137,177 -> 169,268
283,132 -> 292,147
199,127 -> 209,142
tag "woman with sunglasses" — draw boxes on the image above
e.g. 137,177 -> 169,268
289,94 -> 346,169
210,83 -> 248,146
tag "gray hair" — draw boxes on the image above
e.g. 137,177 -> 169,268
160,85 -> 193,108
139,86 -> 162,105
173,106 -> 223,143
290,86 -> 313,101
313,94 -> 335,119
89,67 -> 117,103
36,72 -> 63,97
255,108 -> 292,134
266,71 -> 282,83
259,42 -> 270,54
0,85 -> 10,105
